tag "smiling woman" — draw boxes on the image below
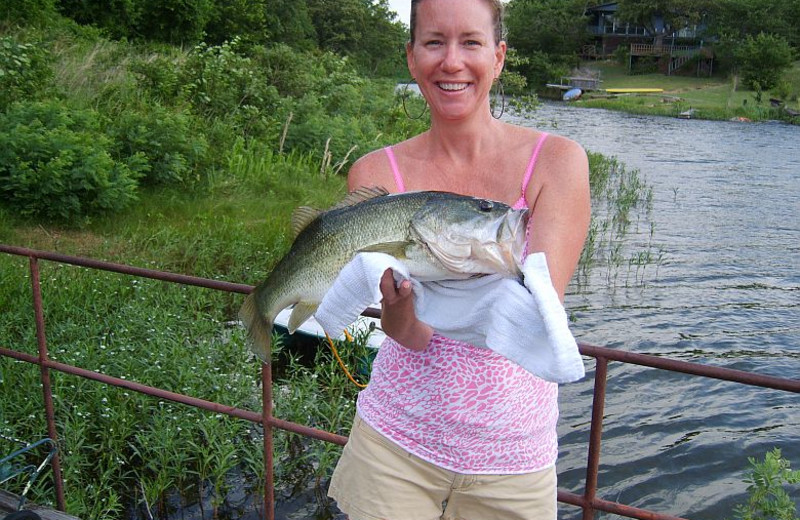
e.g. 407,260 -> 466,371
406,0 -> 505,122
326,0 -> 591,519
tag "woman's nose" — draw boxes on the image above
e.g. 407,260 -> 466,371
441,43 -> 463,72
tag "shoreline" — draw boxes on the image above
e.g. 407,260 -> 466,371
539,60 -> 800,125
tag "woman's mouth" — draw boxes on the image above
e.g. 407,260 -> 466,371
437,82 -> 470,92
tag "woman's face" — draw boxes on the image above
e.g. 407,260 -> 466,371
407,0 -> 506,121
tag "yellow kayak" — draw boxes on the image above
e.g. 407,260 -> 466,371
605,88 -> 664,94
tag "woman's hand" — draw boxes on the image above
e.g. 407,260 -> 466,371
379,269 -> 433,351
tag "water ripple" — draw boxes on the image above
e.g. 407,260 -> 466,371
512,104 -> 800,519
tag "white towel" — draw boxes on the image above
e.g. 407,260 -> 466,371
314,252 -> 585,383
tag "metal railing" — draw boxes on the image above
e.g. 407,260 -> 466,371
2,243 -> 799,520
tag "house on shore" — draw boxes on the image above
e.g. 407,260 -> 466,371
583,2 -> 713,76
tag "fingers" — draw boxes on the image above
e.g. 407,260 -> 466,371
379,268 -> 396,298
377,269 -> 431,351
379,268 -> 412,302
397,279 -> 413,297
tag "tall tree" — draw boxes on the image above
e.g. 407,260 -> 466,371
305,0 -> 406,75
505,0 -> 588,86
263,0 -> 316,50
354,0 -> 407,76
707,0 -> 800,49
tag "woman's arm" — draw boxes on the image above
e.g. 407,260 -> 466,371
525,136 -> 591,301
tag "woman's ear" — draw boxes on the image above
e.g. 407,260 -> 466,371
406,41 -> 416,79
494,40 -> 507,79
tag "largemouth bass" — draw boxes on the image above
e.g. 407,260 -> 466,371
239,188 -> 528,361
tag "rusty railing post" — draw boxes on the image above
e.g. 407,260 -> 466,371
583,356 -> 609,520
29,255 -> 66,511
262,361 -> 275,520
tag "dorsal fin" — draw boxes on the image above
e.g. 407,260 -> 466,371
290,187 -> 389,237
328,186 -> 389,211
291,206 -> 321,238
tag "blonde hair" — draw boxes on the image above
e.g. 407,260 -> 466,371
409,0 -> 505,45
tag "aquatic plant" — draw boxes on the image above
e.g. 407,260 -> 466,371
577,151 -> 663,289
734,448 -> 800,520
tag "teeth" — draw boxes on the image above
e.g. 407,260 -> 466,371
439,83 -> 468,91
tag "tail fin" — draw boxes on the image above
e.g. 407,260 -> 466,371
239,292 -> 272,363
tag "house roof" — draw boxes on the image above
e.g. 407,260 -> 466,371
585,3 -> 618,14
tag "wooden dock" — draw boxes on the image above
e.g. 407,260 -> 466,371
0,490 -> 79,520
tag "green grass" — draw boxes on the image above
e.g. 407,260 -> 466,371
570,60 -> 800,122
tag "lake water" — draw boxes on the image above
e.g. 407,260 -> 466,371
505,104 -> 800,518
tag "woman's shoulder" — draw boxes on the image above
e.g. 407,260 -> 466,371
347,146 -> 396,192
348,134 -> 427,192
506,124 -> 588,204
505,125 -> 586,176
504,124 -> 583,153
533,131 -> 589,203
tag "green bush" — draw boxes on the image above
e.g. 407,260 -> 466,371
254,43 -> 319,98
128,54 -> 183,105
180,39 -> 281,121
737,33 -> 795,91
0,36 -> 53,111
56,0 -> 142,40
0,101 -> 142,221
613,44 -> 630,67
513,49 -> 570,93
107,107 -> 209,185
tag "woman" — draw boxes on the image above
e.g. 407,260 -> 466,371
328,0 -> 590,518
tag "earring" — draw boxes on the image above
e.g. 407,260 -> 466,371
491,78 -> 506,119
402,80 -> 428,120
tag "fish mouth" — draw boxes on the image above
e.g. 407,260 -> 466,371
461,207 -> 527,278
490,208 -> 529,277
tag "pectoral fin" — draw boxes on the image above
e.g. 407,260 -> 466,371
288,302 -> 319,333
358,241 -> 409,259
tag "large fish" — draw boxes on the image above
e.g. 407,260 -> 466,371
239,188 -> 529,361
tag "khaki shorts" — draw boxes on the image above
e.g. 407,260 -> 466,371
328,415 -> 557,520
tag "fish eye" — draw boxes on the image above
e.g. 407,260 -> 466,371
479,200 -> 494,212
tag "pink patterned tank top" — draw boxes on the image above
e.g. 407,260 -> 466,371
357,134 -> 558,474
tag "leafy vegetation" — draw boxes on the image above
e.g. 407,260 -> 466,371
0,35 -> 53,110
0,21 -> 427,222
734,448 -> 800,520
735,32 -> 795,91
0,101 -> 142,221
505,0 -> 589,86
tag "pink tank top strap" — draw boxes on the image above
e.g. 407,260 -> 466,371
383,146 -> 406,193
513,132 -> 549,210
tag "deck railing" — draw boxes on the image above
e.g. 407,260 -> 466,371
630,44 -> 700,56
2,243 -> 799,520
